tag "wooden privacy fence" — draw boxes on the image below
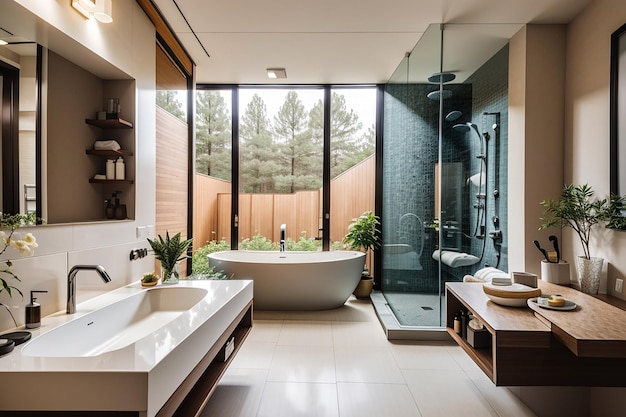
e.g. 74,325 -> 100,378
192,155 -> 375,249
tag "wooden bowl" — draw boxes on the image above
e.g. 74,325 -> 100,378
482,282 -> 541,307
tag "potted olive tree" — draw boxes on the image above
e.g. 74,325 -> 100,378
343,211 -> 381,298
540,184 -> 609,294
147,231 -> 192,285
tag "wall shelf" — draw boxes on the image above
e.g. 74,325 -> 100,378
85,118 -> 133,129
89,179 -> 133,184
85,149 -> 133,157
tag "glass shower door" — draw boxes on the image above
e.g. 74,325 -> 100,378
381,25 -> 445,327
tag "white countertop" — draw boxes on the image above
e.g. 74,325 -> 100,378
0,279 -> 253,415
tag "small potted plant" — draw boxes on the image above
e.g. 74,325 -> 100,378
343,211 -> 381,298
540,184 -> 610,294
141,272 -> 159,287
147,231 -> 193,284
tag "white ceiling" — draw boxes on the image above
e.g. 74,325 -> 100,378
153,0 -> 594,85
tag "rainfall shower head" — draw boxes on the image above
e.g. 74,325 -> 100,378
454,122 -> 482,138
426,90 -> 452,101
453,123 -> 470,133
428,72 -> 456,84
445,111 -> 463,122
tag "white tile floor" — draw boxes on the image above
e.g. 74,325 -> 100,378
200,297 -> 538,417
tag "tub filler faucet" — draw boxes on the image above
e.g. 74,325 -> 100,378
67,265 -> 112,314
280,224 -> 286,252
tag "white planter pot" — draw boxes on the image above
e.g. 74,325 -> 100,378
575,256 -> 603,295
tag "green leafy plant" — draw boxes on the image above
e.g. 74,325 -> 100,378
285,231 -> 320,252
239,233 -> 278,251
540,184 -> 610,260
192,239 -> 230,275
141,272 -> 159,283
147,231 -> 192,281
343,211 -> 381,275
1,212 -> 39,297
606,194 -> 626,231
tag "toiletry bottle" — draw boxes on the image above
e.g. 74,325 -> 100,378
106,159 -> 115,180
115,156 -> 125,180
25,290 -> 48,329
460,310 -> 468,340
453,313 -> 461,334
105,198 -> 115,219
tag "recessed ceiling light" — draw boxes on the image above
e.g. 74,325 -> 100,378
267,68 -> 287,79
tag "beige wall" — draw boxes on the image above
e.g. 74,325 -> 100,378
566,0 -> 626,299
567,1 -> 626,414
508,25 -> 567,276
510,1 -> 626,416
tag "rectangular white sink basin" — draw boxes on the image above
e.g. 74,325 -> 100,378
0,279 -> 253,417
22,287 -> 208,357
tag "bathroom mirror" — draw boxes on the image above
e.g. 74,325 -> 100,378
0,42 -> 38,217
0,4 -> 136,224
610,22 -> 626,196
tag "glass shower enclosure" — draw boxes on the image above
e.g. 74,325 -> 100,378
377,24 -> 521,335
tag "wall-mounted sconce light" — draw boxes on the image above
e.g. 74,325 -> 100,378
266,68 -> 287,79
71,0 -> 113,23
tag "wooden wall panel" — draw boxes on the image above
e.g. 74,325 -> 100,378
272,195 -> 297,241
216,193 -> 231,242
237,194 -> 252,240
156,106 -> 188,273
249,194 -> 274,239
193,174 -> 231,249
296,191 -> 321,240
330,155 -> 375,242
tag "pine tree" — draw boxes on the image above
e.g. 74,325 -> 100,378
309,92 -> 363,178
273,91 -> 321,193
240,94 -> 280,192
156,90 -> 185,121
195,91 -> 231,180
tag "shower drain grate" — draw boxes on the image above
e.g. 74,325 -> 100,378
420,306 -> 434,310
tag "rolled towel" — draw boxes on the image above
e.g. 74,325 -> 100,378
94,140 -> 121,151
432,250 -> 480,268
474,267 -> 509,283
463,274 -> 485,282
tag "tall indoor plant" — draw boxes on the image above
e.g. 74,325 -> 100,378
343,211 -> 381,298
147,231 -> 192,284
540,184 -> 609,294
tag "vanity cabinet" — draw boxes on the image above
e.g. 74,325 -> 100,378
446,281 -> 626,386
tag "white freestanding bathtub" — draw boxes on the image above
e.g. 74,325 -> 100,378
208,250 -> 366,310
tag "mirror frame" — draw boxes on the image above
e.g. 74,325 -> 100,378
0,57 -> 20,214
610,22 -> 626,196
0,43 -> 41,218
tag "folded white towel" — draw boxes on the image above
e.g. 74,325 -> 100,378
94,140 -> 121,151
432,250 -> 480,268
491,276 -> 513,286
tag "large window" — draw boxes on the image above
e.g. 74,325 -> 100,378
193,85 -> 376,254
329,87 -> 376,248
239,88 -> 324,247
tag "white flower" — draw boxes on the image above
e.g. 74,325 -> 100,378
23,233 -> 37,246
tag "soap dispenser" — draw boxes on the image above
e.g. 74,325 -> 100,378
25,290 -> 48,329
105,193 -> 117,219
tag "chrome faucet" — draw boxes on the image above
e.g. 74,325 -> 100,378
67,265 -> 112,314
280,224 -> 286,252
